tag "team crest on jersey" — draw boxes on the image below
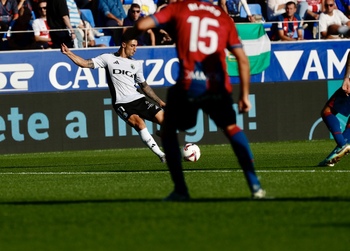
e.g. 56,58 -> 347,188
131,64 -> 135,69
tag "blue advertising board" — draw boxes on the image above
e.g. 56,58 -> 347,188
1,40 -> 350,94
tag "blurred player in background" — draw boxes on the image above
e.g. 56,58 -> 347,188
319,51 -> 350,166
133,0 -> 266,201
60,34 -> 166,163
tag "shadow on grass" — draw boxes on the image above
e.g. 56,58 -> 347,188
1,196 -> 350,205
0,168 -> 236,173
0,162 -> 137,169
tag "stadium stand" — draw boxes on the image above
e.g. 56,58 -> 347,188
240,3 -> 272,31
80,8 -> 115,46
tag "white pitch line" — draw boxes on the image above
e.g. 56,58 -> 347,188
0,170 -> 349,175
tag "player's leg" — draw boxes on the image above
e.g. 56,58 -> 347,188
161,120 -> 189,200
138,126 -> 166,162
319,88 -> 350,166
342,117 -> 350,142
152,109 -> 164,125
136,100 -> 166,162
205,94 -> 265,198
321,106 -> 347,147
224,124 -> 265,198
152,109 -> 164,137
161,86 -> 194,201
115,102 -> 165,162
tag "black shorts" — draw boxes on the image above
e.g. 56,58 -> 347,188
113,97 -> 162,122
164,85 -> 237,131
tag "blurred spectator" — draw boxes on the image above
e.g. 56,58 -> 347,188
0,0 -> 19,38
0,0 -> 22,50
132,0 -> 156,16
319,0 -> 350,38
219,0 -> 257,22
98,0 -> 126,46
90,0 -> 99,27
273,1 -> 304,40
75,0 -> 92,9
17,0 -> 32,12
297,0 -> 323,37
66,0 -> 84,48
1,0 -> 34,50
334,0 -> 350,18
154,0 -> 175,45
267,0 -> 309,21
47,0 -> 76,48
267,0 -> 290,20
17,0 -> 33,23
32,0 -> 52,49
249,0 -> 268,20
15,0 -> 33,33
7,0 -> 35,50
77,19 -> 107,47
30,0 -> 39,18
299,0 -> 323,20
123,3 -> 155,45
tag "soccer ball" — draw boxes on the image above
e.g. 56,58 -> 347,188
182,143 -> 201,162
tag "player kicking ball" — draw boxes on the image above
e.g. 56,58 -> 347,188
60,33 -> 166,163
318,51 -> 350,167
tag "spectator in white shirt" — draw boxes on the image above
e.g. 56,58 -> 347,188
319,0 -> 350,38
32,0 -> 52,49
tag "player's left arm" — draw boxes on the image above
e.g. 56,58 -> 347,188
139,81 -> 166,107
230,46 -> 251,113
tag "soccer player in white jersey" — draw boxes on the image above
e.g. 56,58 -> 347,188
60,31 -> 166,163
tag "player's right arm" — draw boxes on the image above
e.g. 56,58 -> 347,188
60,43 -> 94,68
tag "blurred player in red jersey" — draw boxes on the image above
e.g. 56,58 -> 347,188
132,0 -> 266,201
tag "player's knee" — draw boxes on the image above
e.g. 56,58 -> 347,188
224,124 -> 241,137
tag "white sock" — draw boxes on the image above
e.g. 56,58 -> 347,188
139,128 -> 164,157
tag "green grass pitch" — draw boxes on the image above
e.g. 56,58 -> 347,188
0,140 -> 349,251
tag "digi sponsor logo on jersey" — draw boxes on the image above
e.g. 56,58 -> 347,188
112,69 -> 135,78
0,64 -> 34,92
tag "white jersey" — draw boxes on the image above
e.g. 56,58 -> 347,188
92,53 -> 146,104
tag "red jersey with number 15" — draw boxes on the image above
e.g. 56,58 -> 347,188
151,0 -> 243,97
